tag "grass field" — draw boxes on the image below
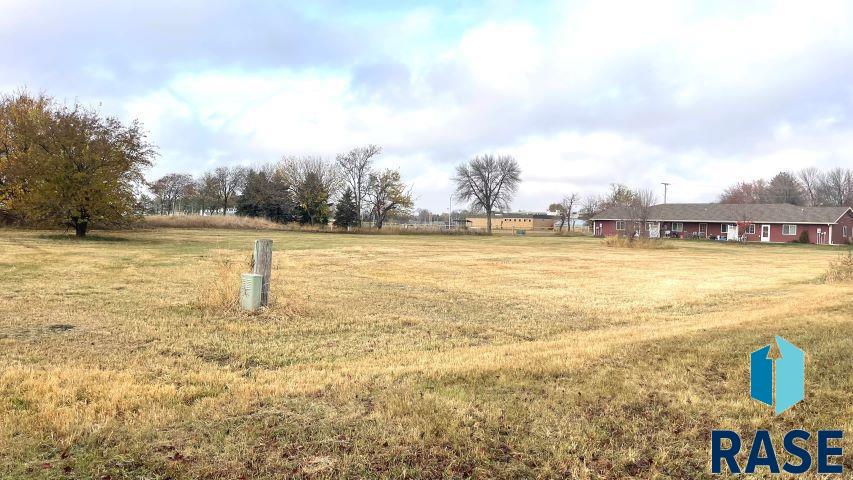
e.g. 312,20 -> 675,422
0,228 -> 851,478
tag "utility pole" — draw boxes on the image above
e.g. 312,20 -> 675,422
661,182 -> 670,204
448,195 -> 453,230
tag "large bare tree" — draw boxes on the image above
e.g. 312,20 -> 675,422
336,145 -> 380,226
212,166 -> 248,214
798,167 -> 822,207
452,154 -> 521,233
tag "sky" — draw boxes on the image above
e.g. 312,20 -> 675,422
2,0 -> 852,211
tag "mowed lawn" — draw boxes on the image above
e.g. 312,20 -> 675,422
0,229 -> 850,479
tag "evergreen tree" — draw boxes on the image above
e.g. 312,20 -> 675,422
236,168 -> 294,222
333,187 -> 359,228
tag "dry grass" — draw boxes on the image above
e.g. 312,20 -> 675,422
143,215 -> 489,236
143,214 -> 285,230
0,228 -> 851,478
603,235 -> 674,249
195,250 -> 252,311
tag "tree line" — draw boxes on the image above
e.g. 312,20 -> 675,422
719,168 -> 853,206
145,146 -> 415,229
0,92 -> 155,236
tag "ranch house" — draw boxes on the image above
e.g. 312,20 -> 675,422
590,203 -> 853,245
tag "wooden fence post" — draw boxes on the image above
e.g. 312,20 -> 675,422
252,239 -> 273,306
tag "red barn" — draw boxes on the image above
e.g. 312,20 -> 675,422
590,203 -> 853,245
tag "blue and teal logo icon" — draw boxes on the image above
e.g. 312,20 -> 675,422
750,336 -> 804,415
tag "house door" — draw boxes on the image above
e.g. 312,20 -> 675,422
648,222 -> 660,238
761,224 -> 770,242
699,223 -> 707,238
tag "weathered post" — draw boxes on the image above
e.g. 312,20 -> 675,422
252,239 -> 273,306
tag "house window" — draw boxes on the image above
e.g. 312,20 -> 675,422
747,224 -> 756,234
843,225 -> 849,237
721,224 -> 728,234
699,223 -> 707,234
782,224 -> 797,236
672,222 -> 684,232
616,220 -> 625,231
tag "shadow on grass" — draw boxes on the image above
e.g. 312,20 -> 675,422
38,233 -> 133,243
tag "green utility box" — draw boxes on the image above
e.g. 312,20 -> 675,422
240,273 -> 263,311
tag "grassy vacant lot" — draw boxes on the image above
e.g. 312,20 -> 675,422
1,229 -> 850,478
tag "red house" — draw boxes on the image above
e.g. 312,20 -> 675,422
591,203 -> 853,245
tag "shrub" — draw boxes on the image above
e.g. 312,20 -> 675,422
603,236 -> 673,249
799,230 -> 810,244
822,249 -> 853,284
196,250 -> 251,311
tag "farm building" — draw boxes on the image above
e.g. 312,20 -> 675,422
466,213 -> 558,231
591,203 -> 853,245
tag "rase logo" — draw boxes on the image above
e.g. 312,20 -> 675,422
711,336 -> 844,475
750,335 -> 804,415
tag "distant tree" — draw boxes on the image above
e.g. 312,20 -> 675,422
211,166 -> 248,214
452,154 -> 521,233
798,167 -> 822,207
629,188 -> 657,237
236,169 -> 267,217
280,156 -> 338,225
333,187 -> 359,228
195,172 -> 219,215
550,193 -> 578,232
237,167 -> 294,222
367,168 -> 413,229
604,183 -> 636,207
719,180 -> 768,204
766,171 -> 803,205
817,167 -> 853,206
578,194 -> 604,221
416,208 -> 433,223
150,173 -> 194,214
337,145 -> 380,225
0,91 -> 154,236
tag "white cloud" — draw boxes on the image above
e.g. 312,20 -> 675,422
42,0 -> 850,211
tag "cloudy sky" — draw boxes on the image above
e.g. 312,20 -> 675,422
2,0 -> 852,211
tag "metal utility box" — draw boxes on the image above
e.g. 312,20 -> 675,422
240,273 -> 263,311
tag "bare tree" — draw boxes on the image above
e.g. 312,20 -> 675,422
150,173 -> 194,214
196,172 -> 219,215
211,166 -> 248,214
366,168 -> 413,229
452,154 -> 521,233
549,193 -> 578,232
337,145 -> 380,225
818,167 -> 853,206
578,194 -> 604,222
798,167 -> 822,207
628,188 -> 656,238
